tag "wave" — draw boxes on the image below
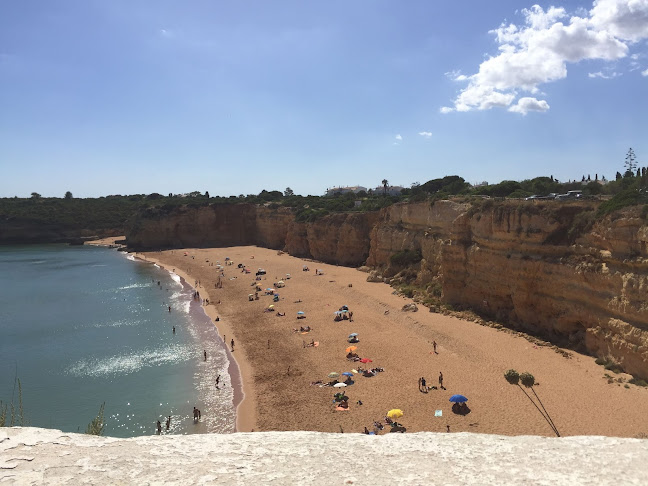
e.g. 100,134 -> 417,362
66,344 -> 194,378
117,283 -> 152,290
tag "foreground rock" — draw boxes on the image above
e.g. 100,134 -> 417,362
1,428 -> 646,485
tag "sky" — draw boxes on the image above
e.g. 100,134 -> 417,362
1,0 -> 647,198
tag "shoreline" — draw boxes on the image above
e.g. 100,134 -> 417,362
88,241 -> 648,438
131,251 -> 255,433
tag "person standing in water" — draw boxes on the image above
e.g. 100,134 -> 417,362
172,326 -> 175,334
166,416 -> 171,430
230,339 -> 235,352
204,350 -> 207,361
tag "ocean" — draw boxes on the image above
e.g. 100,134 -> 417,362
0,244 -> 235,437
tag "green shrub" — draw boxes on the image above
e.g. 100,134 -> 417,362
86,402 -> 106,436
629,377 -> 648,387
390,249 -> 422,267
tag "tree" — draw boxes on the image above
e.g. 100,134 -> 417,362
284,187 -> 294,197
381,179 -> 389,196
31,192 -> 41,199
504,369 -> 559,436
625,148 -> 637,175
205,191 -> 210,198
64,191 -> 73,199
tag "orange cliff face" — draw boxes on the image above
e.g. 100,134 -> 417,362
125,200 -> 648,379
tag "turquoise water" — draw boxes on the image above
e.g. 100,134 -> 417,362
0,245 -> 235,437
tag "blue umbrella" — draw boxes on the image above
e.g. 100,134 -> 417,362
449,395 -> 468,403
342,372 -> 353,377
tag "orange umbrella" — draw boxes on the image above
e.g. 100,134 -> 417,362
346,346 -> 358,353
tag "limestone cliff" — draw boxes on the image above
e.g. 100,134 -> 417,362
125,200 -> 648,379
366,200 -> 648,379
127,204 -> 377,267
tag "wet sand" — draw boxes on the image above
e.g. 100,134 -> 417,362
137,246 -> 648,437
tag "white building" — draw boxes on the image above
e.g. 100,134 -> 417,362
325,186 -> 367,196
373,185 -> 405,196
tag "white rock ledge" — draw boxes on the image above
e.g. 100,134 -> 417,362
1,427 -> 647,485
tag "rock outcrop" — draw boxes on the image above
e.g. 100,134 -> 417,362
125,200 -> 648,378
2,427 -> 647,485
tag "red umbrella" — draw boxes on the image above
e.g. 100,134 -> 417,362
360,358 -> 373,363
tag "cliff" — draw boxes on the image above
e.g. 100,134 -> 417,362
125,200 -> 648,379
127,204 -> 378,267
2,427 -> 646,485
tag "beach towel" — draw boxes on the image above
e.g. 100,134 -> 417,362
435,410 -> 442,417
335,406 -> 350,411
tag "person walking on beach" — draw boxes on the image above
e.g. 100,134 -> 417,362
216,375 -> 221,386
349,311 -> 354,322
421,376 -> 427,393
439,372 -> 444,388
433,340 -> 437,354
230,339 -> 235,352
156,420 -> 162,435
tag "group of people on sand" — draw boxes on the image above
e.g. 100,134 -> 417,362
418,372 -> 446,393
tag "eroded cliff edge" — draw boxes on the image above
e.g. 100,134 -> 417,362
126,200 -> 648,379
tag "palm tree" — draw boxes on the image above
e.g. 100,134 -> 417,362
382,179 -> 389,196
504,369 -> 559,436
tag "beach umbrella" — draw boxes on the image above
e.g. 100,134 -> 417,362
348,333 -> 358,338
345,346 -> 358,353
449,395 -> 468,403
278,280 -> 285,284
268,305 -> 274,309
360,358 -> 373,364
342,372 -> 353,377
328,372 -> 340,378
334,311 -> 343,315
387,409 -> 403,420
340,309 -> 348,313
297,311 -> 305,315
333,383 -> 347,388
341,305 -> 349,310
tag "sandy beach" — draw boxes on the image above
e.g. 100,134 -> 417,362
133,245 -> 648,437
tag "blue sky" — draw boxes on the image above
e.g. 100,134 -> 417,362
1,0 -> 647,197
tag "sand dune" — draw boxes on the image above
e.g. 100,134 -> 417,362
140,246 -> 648,437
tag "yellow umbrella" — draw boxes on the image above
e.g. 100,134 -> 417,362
345,346 -> 358,353
387,409 -> 403,420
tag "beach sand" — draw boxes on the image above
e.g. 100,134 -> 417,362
134,246 -> 648,437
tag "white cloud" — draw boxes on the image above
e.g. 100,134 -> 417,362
440,106 -> 454,114
418,131 -> 433,138
508,97 -> 550,114
588,70 -> 621,78
643,68 -> 648,76
395,134 -> 403,141
589,0 -> 648,42
442,1 -> 648,114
